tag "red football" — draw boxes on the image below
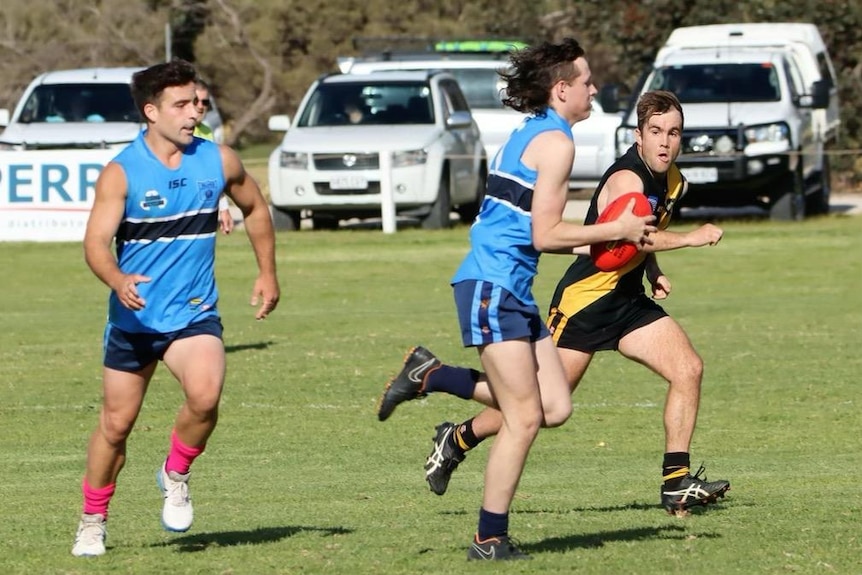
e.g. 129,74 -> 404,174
590,192 -> 653,272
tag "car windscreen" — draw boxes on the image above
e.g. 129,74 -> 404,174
649,64 -> 780,103
17,84 -> 140,123
297,82 -> 435,127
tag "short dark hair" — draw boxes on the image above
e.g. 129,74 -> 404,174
636,90 -> 684,131
131,60 -> 197,121
499,38 -> 586,115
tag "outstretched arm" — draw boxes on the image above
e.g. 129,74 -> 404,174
528,131 -> 656,253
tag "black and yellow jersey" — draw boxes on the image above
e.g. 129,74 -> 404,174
548,145 -> 685,322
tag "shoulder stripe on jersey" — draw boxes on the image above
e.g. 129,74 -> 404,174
486,174 -> 534,213
483,192 -> 532,218
488,168 -> 535,191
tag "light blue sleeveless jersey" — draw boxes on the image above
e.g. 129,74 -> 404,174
451,107 -> 572,306
108,133 -> 225,333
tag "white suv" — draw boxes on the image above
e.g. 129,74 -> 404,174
267,70 -> 486,229
0,67 -> 225,150
338,46 -> 622,188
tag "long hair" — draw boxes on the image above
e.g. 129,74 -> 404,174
500,38 -> 585,115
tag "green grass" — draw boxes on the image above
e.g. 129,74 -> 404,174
1,215 -> 861,574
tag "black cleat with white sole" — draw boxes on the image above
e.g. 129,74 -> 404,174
377,346 -> 440,422
661,464 -> 730,515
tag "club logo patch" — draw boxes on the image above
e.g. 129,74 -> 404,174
140,190 -> 167,210
197,179 -> 220,203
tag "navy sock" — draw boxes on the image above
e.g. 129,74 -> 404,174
454,418 -> 484,452
424,365 -> 479,399
477,507 -> 508,540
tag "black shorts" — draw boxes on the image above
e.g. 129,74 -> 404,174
103,316 -> 224,372
547,294 -> 667,352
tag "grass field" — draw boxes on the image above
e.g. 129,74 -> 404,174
1,214 -> 861,574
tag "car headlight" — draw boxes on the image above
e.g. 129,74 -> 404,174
744,123 -> 789,145
279,151 -> 308,169
615,126 -> 636,157
392,149 -> 428,167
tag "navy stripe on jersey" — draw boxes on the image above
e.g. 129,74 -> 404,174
117,210 -> 219,244
485,172 -> 533,212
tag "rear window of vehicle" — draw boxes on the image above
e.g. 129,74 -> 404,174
17,84 -> 140,123
443,69 -> 506,110
298,81 -> 435,127
649,64 -> 780,103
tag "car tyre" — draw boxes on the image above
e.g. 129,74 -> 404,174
271,206 -> 301,231
456,161 -> 487,224
422,167 -> 451,229
770,165 -> 805,221
805,153 -> 831,216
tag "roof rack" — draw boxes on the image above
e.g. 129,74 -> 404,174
351,36 -> 529,57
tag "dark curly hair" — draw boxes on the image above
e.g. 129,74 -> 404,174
131,59 -> 197,122
500,38 -> 586,115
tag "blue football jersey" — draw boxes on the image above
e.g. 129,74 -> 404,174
107,134 -> 224,333
452,107 -> 572,306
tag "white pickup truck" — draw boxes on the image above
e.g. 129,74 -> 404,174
613,23 -> 840,220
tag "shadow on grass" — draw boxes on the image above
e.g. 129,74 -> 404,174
524,524 -> 720,553
439,500 -> 732,516
150,525 -> 352,553
225,341 -> 274,354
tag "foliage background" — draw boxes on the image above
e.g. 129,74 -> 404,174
1,0 -> 861,179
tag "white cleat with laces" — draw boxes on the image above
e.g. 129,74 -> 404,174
156,463 -> 194,532
71,513 -> 107,557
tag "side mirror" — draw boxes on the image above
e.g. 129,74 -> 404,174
268,115 -> 292,132
599,84 -> 622,114
446,111 -> 473,129
804,79 -> 830,110
0,109 -> 9,127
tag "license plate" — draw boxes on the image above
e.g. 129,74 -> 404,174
329,175 -> 368,190
680,167 -> 718,184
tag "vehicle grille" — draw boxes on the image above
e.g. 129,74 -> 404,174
315,182 -> 381,195
313,153 -> 379,170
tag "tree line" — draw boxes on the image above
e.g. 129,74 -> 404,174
1,0 -> 860,181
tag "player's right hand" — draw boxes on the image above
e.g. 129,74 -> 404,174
114,274 -> 151,310
617,198 -> 657,246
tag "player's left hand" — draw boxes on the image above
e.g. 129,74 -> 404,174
651,274 -> 672,300
250,275 -> 280,319
219,209 -> 234,235
688,223 -> 723,247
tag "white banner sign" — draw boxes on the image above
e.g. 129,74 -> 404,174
0,149 -> 118,242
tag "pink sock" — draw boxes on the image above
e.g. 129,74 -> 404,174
165,430 -> 205,475
82,479 -> 115,519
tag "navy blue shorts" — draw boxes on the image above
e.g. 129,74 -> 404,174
103,316 -> 224,372
453,280 -> 549,347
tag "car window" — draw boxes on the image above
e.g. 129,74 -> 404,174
782,58 -> 803,100
650,64 -> 780,103
439,79 -> 471,114
297,81 -> 435,127
816,52 -> 835,88
18,84 -> 139,124
442,68 -> 506,110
